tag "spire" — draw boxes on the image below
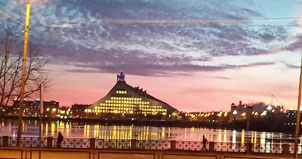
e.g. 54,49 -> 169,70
117,71 -> 125,81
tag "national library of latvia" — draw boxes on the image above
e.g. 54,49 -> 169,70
85,72 -> 178,119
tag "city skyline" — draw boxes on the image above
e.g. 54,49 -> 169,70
1,0 -> 302,111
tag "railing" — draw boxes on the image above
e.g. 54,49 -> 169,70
176,141 -> 204,151
56,138 -> 90,148
0,136 -> 2,146
289,143 -> 302,154
214,142 -> 246,153
95,139 -> 131,149
137,140 -> 170,150
252,143 -> 283,153
8,137 -> 47,147
0,136 -> 300,155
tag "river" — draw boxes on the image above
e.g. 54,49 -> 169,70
0,119 -> 296,145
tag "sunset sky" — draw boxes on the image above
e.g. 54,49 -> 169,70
1,0 -> 302,111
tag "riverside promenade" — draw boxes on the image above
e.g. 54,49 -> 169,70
0,136 -> 300,159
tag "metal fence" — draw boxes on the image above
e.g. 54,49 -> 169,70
8,137 -> 47,147
214,142 -> 246,153
95,139 -> 131,149
176,141 -> 203,151
137,140 -> 170,150
252,143 -> 283,153
56,138 -> 90,148
0,136 -> 300,155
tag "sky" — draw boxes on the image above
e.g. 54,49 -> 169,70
1,0 -> 302,111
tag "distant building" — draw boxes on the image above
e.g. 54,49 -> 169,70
180,111 -> 229,123
85,72 -> 178,119
0,105 -> 7,116
284,110 -> 302,126
71,104 -> 90,118
11,100 -> 59,117
12,100 -> 41,117
230,101 -> 252,121
229,101 -> 283,121
57,106 -> 71,119
44,101 -> 59,118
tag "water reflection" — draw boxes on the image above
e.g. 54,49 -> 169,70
0,119 -> 296,145
241,130 -> 245,144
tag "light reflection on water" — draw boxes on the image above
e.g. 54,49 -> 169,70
0,119 -> 296,145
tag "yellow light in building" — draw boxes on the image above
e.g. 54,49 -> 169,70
217,112 -> 222,117
241,112 -> 246,117
261,111 -> 267,116
233,110 -> 237,115
116,90 -> 127,94
224,112 -> 228,117
46,108 -> 50,111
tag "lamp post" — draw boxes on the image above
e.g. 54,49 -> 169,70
39,84 -> 43,159
17,0 -> 31,147
294,51 -> 302,157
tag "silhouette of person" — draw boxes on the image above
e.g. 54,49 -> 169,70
57,132 -> 64,148
202,135 -> 208,151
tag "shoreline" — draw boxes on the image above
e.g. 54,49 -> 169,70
0,116 -> 295,135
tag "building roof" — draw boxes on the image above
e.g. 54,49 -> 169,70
87,73 -> 177,114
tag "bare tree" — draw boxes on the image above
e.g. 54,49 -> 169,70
0,29 -> 49,109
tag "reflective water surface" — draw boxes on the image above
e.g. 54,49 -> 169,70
0,119 -> 296,145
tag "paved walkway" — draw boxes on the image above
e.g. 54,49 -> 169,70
0,147 -> 299,159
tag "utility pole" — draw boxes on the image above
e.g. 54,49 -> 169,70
39,84 -> 43,159
17,1 -> 31,147
294,51 -> 302,157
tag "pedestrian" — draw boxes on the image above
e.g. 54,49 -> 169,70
57,132 -> 64,148
202,135 -> 208,151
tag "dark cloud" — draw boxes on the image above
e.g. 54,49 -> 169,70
68,58 -> 275,76
284,63 -> 300,69
0,0 -> 292,77
283,35 -> 302,52
212,76 -> 232,80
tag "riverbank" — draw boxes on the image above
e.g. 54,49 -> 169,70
0,116 -> 295,134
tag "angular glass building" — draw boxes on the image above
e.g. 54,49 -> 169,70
85,72 -> 177,119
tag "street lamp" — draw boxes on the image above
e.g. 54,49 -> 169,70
17,0 -> 31,147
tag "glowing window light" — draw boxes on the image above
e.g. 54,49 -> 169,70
233,110 -> 237,115
224,112 -> 228,117
261,111 -> 267,116
217,112 -> 223,117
